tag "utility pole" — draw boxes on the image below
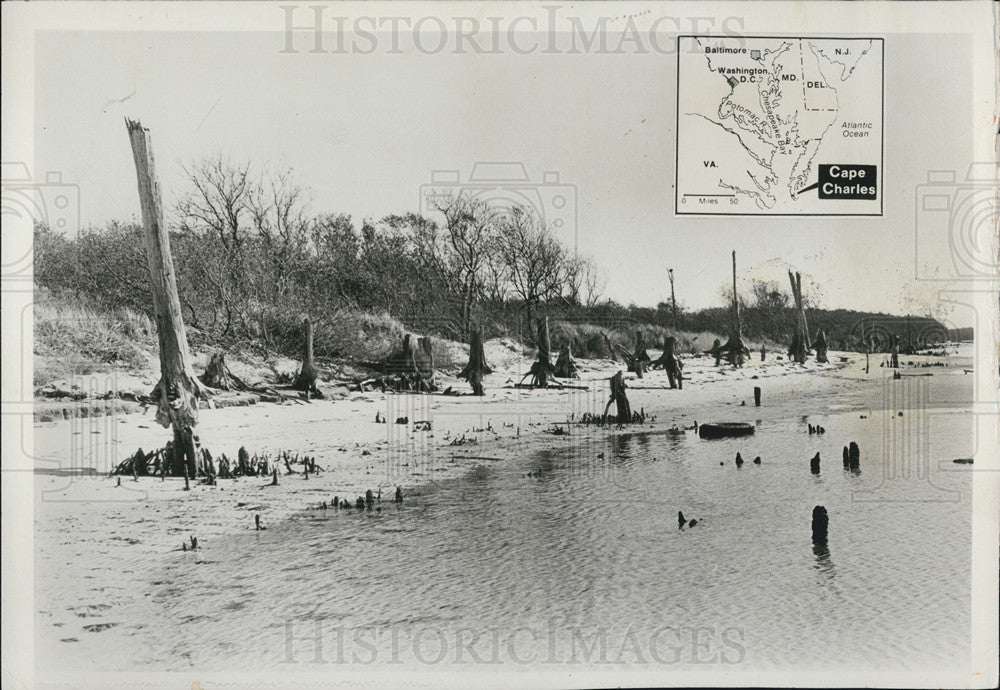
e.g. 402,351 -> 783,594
668,268 -> 677,332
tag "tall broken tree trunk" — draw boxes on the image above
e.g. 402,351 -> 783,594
526,317 -> 557,387
127,118 -> 206,479
788,270 -> 811,364
294,315 -> 322,397
720,251 -> 749,368
459,329 -> 492,395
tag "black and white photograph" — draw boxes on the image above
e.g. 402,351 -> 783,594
2,2 -> 998,688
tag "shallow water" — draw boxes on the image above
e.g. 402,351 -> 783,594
72,370 -> 974,675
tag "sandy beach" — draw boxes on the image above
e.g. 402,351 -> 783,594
32,343 -> 975,673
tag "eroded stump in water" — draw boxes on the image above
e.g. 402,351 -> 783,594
812,506 -> 829,545
601,371 -> 632,425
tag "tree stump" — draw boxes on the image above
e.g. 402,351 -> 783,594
814,330 -> 829,364
719,334 -> 750,368
651,336 -> 683,389
386,333 -> 437,391
525,318 -> 557,387
601,371 -> 632,425
293,315 -> 323,397
707,338 -> 723,367
625,330 -> 651,378
554,343 -> 579,379
603,332 -> 617,362
812,506 -> 829,545
459,330 -> 492,395
199,351 -> 247,391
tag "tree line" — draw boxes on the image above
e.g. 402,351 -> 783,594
33,156 -> 954,360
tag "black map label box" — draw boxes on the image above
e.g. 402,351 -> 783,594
817,164 -> 878,200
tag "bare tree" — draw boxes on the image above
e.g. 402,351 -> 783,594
175,156 -> 313,345
497,205 -> 566,340
427,192 -> 502,337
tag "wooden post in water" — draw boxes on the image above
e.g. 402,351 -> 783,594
812,506 -> 829,544
126,118 -> 205,479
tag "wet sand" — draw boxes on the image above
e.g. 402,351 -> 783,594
32,345 -> 974,674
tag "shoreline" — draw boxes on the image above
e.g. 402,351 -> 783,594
32,346 -> 974,670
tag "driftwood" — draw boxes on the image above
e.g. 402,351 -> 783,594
554,343 -> 579,378
127,118 -> 208,479
459,330 -> 492,395
293,315 -> 324,397
650,336 -> 683,389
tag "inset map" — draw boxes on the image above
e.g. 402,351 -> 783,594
676,36 -> 883,216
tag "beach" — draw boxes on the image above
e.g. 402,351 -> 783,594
31,344 -> 975,675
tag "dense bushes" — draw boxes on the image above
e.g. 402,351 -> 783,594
33,157 -> 954,366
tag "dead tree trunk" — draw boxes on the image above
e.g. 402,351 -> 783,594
624,330 -> 651,377
788,270 -> 811,364
814,330 -> 829,363
603,332 -> 617,361
294,315 -> 323,397
602,371 -> 632,425
719,251 -> 749,368
127,118 -> 206,479
652,336 -> 683,389
199,351 -> 247,391
385,334 -> 437,391
525,317 -> 557,387
459,329 -> 492,395
555,342 -> 579,378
